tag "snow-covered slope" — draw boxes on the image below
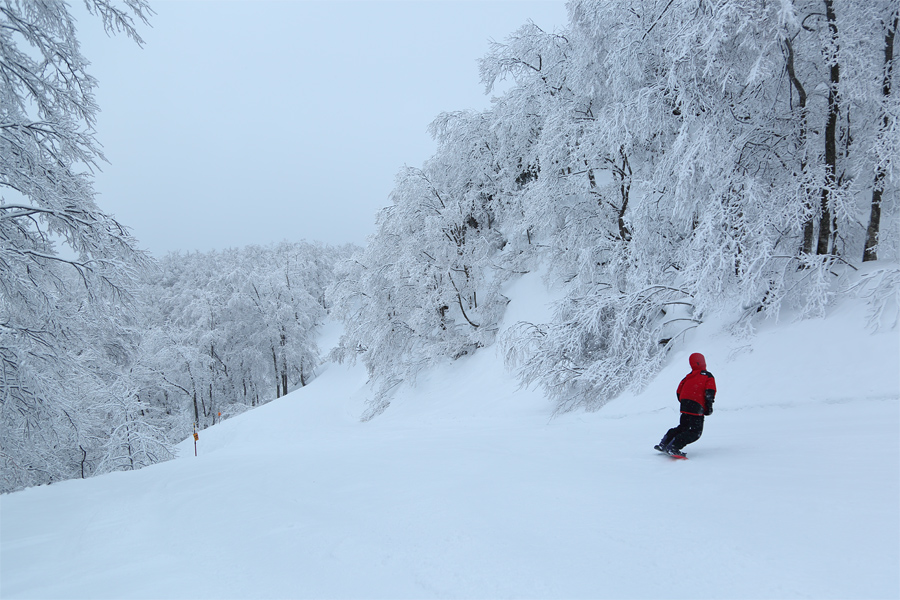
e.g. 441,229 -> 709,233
2,273 -> 898,599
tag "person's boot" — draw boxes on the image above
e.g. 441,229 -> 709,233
667,446 -> 687,458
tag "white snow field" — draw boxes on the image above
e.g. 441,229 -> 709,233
2,273 -> 898,599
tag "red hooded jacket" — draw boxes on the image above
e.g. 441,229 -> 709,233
676,353 -> 717,416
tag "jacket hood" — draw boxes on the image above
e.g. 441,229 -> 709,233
689,353 -> 706,371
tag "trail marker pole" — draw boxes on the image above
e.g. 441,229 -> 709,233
193,423 -> 199,456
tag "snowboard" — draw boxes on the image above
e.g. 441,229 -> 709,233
654,444 -> 688,460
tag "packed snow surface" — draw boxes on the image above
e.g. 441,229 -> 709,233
2,273 -> 898,599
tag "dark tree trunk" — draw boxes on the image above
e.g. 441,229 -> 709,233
784,36 -> 814,255
817,0 -> 840,256
272,346 -> 281,398
864,9 -> 898,262
207,344 -> 217,421
280,330 -> 288,396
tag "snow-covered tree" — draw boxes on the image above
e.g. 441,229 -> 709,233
137,242 -> 346,432
329,107 -> 533,417
331,0 -> 896,417
493,0 -> 899,411
0,0 -> 155,492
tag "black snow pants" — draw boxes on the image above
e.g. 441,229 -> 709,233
662,413 -> 705,451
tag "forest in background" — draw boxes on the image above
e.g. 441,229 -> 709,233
2,0 -> 898,492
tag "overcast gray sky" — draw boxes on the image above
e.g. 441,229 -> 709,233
77,1 -> 567,256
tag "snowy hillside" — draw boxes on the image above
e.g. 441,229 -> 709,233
2,273 -> 898,599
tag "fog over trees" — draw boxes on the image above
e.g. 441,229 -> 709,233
2,0 -> 897,492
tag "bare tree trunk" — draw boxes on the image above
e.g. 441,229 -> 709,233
272,346 -> 281,398
125,414 -> 135,470
207,344 -> 217,422
617,149 -> 632,242
864,9 -> 898,262
280,330 -> 288,395
817,0 -> 841,256
784,36 -> 814,255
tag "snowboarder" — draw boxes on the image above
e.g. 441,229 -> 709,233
655,352 -> 717,458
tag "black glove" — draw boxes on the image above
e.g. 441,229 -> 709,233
705,400 -> 714,416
